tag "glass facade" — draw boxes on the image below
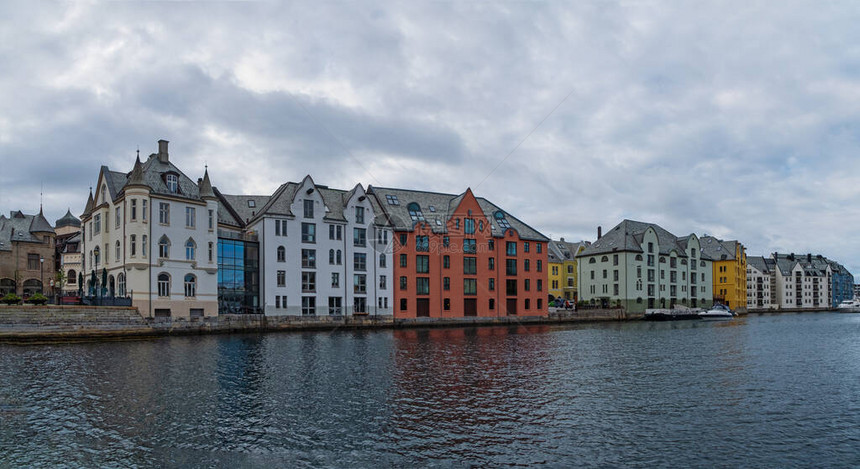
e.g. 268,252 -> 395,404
218,237 -> 260,314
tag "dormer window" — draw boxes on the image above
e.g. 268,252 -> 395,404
166,174 -> 178,193
407,202 -> 424,221
248,200 -> 256,208
494,211 -> 511,229
385,195 -> 399,205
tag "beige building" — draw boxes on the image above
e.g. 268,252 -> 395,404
54,209 -> 82,294
0,209 -> 57,296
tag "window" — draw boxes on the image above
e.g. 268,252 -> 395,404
670,257 -> 677,268
115,241 -> 120,261
105,243 -> 109,263
506,259 -> 517,275
302,296 -> 316,315
537,260 -> 542,272
443,255 -> 450,269
464,279 -> 477,295
385,194 -> 399,205
142,200 -> 147,221
165,174 -> 178,193
613,254 -> 619,266
115,207 -> 121,229
416,255 -> 429,273
454,219 -> 459,230
354,228 -> 366,247
278,246 -> 286,262
276,220 -> 288,236
444,298 -> 451,311
208,242 -> 214,262
489,257 -> 495,270
614,270 -> 619,281
463,239 -> 476,253
495,211 -> 511,229
506,242 -> 517,256
443,236 -> 449,247
302,272 -> 316,292
400,254 -> 407,268
524,242 -> 530,253
443,277 -> 450,291
131,199 -> 137,221
336,250 -> 342,265
275,296 -> 281,309
400,298 -> 408,311
208,210 -> 214,230
416,277 -> 430,295
117,273 -> 125,296
489,278 -> 495,291
464,257 -> 477,275
399,233 -> 407,246
94,214 -> 101,234
185,238 -> 196,260
142,235 -> 147,257
464,218 -> 475,234
303,199 -> 314,218
157,273 -> 170,297
355,206 -> 365,224
489,298 -> 495,310
277,270 -> 286,287
329,297 -> 342,315
524,259 -> 530,272
648,242 -> 654,253
400,276 -> 407,290
407,202 -> 424,221
301,223 -> 316,243
130,235 -> 137,256
329,224 -> 342,240
525,299 -> 531,310
331,273 -> 340,288
302,249 -> 316,268
354,274 -> 367,294
506,279 -> 517,295
158,236 -> 170,258
354,253 -> 367,271
185,207 -> 196,228
68,270 -> 77,284
379,275 -> 387,290
184,274 -> 196,297
524,279 -> 530,291
416,236 -> 429,252
488,239 -> 495,250
28,253 -> 40,270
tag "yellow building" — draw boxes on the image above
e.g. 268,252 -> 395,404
700,236 -> 747,310
548,238 -> 590,302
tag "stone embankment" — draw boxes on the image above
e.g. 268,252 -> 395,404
0,306 -> 632,342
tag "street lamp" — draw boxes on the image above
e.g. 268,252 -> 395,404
40,256 -> 44,295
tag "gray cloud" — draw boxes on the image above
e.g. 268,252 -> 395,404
2,1 -> 860,272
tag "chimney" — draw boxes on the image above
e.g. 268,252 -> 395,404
157,139 -> 169,163
560,237 -> 565,242
597,226 -> 602,240
807,253 -> 812,262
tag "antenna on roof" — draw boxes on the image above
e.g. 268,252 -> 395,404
40,181 -> 43,212
137,146 -> 140,159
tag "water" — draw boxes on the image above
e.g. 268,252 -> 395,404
1,313 -> 859,467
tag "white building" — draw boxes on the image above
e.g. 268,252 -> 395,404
747,253 -> 833,310
746,256 -> 776,310
577,220 -> 714,313
81,140 -> 219,318
217,175 -> 393,316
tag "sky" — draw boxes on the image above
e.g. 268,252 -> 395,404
2,1 -> 860,273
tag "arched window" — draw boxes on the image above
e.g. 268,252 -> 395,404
117,273 -> 126,297
494,210 -> 511,229
277,246 -> 286,262
185,238 -> 196,261
23,279 -> 42,296
589,258 -> 596,264
115,241 -> 121,261
329,249 -> 335,265
108,275 -> 115,297
184,274 -> 196,297
67,270 -> 77,285
379,253 -> 386,267
158,236 -> 170,258
601,256 -> 608,262
336,249 -> 342,265
635,254 -> 643,261
407,202 -> 425,221
157,273 -> 170,297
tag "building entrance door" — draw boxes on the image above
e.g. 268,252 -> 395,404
464,298 -> 477,316
416,298 -> 430,317
506,298 -> 517,316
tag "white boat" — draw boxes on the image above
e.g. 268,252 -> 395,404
698,304 -> 734,320
837,299 -> 860,313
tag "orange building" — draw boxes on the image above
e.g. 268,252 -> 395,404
368,186 -> 548,319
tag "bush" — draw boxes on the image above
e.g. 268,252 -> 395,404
1,293 -> 21,305
26,293 -> 48,305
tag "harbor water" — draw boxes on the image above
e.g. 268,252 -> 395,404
1,313 -> 859,467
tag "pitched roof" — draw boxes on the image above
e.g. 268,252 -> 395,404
367,186 -> 548,241
579,219 -> 691,257
55,209 -> 81,228
0,210 -> 54,252
700,236 -> 739,261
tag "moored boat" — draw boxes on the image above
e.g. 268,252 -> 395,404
837,299 -> 860,313
698,304 -> 734,320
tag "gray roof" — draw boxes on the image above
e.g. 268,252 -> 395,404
0,210 -> 55,252
700,236 -> 739,261
55,209 -> 81,228
578,219 -> 695,258
549,239 -> 590,262
747,255 -> 771,273
367,186 -> 548,241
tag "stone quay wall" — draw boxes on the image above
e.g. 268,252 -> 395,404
0,306 -> 630,342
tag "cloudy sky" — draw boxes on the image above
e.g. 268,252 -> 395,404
2,1 -> 860,272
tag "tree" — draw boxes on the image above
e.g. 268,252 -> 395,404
54,270 -> 67,293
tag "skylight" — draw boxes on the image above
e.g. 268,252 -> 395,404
248,200 -> 256,208
385,195 -> 400,205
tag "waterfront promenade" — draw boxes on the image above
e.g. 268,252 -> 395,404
0,305 -> 632,341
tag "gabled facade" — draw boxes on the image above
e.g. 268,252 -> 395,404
54,209 -> 82,294
746,256 -> 776,310
81,140 -> 219,318
217,175 -> 393,316
0,209 -> 57,296
577,220 -> 714,313
700,236 -> 747,310
368,186 -> 549,319
770,253 -> 832,310
548,238 -> 589,302
827,259 -> 854,307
